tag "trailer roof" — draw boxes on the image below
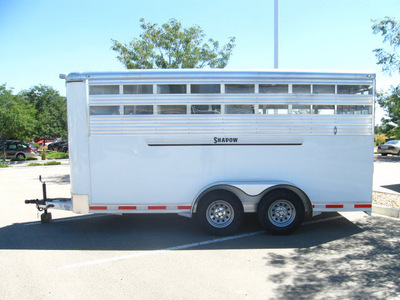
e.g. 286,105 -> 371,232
64,69 -> 375,83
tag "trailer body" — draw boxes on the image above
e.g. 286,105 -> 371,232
29,69 -> 375,234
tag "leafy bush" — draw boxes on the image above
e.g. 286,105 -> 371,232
375,134 -> 387,145
41,148 -> 47,160
0,164 -> 10,168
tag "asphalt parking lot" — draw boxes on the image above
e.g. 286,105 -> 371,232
373,155 -> 400,194
1,162 -> 400,299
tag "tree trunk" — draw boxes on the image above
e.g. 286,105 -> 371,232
1,139 -> 6,164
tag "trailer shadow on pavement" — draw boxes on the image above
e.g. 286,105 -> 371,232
0,212 -> 370,251
1,213 -> 399,298
381,184 -> 400,193
374,155 -> 400,163
265,214 -> 400,299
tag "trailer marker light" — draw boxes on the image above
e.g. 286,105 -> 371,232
90,206 -> 107,210
326,205 -> 344,208
118,206 -> 137,210
148,206 -> 167,210
354,204 -> 372,208
178,206 -> 192,210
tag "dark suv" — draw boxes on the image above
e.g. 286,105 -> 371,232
0,140 -> 38,159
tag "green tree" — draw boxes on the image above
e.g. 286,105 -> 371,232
22,85 -> 68,140
372,17 -> 400,137
111,18 -> 236,69
372,17 -> 400,74
376,87 -> 400,138
0,84 -> 37,162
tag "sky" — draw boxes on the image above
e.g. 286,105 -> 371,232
1,0 -> 399,121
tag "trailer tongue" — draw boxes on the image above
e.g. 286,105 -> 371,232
25,175 -> 72,223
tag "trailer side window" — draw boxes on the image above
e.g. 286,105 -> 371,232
313,85 -> 335,94
157,85 -> 187,94
89,85 -> 119,95
225,105 -> 255,114
158,105 -> 187,114
292,105 -> 312,114
337,105 -> 372,115
292,85 -> 311,94
225,84 -> 255,94
313,105 -> 335,115
90,106 -> 120,115
259,84 -> 289,94
337,85 -> 372,95
191,84 -> 221,94
258,105 -> 289,114
124,105 -> 153,115
191,105 -> 221,114
123,85 -> 153,94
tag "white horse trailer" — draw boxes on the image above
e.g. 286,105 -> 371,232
26,69 -> 375,235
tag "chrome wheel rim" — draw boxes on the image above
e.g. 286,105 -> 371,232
206,200 -> 235,228
268,200 -> 296,227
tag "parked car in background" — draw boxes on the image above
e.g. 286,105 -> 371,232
47,139 -> 67,151
0,140 -> 39,159
28,143 -> 38,152
34,138 -> 55,146
377,140 -> 400,156
57,142 -> 69,153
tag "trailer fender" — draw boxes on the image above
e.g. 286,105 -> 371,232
192,182 -> 312,217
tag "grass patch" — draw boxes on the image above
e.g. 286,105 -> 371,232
26,157 -> 39,161
10,157 -> 26,162
27,162 -> 42,167
46,152 -> 69,159
44,161 -> 61,166
0,164 -> 10,168
10,157 -> 39,162
27,161 -> 61,167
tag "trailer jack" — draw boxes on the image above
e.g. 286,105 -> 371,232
25,176 -> 72,223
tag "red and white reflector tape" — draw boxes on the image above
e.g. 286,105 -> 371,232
89,205 -> 192,212
312,204 -> 372,210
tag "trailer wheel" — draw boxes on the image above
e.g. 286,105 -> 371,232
257,190 -> 304,235
196,190 -> 243,236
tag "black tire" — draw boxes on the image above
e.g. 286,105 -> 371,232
196,190 -> 243,236
382,154 -> 387,157
16,153 -> 25,159
257,189 -> 305,235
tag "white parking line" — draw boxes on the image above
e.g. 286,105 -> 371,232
58,214 -> 347,270
372,213 -> 400,221
58,231 -> 265,270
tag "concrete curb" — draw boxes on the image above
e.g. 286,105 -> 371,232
372,204 -> 400,218
2,159 -> 70,167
